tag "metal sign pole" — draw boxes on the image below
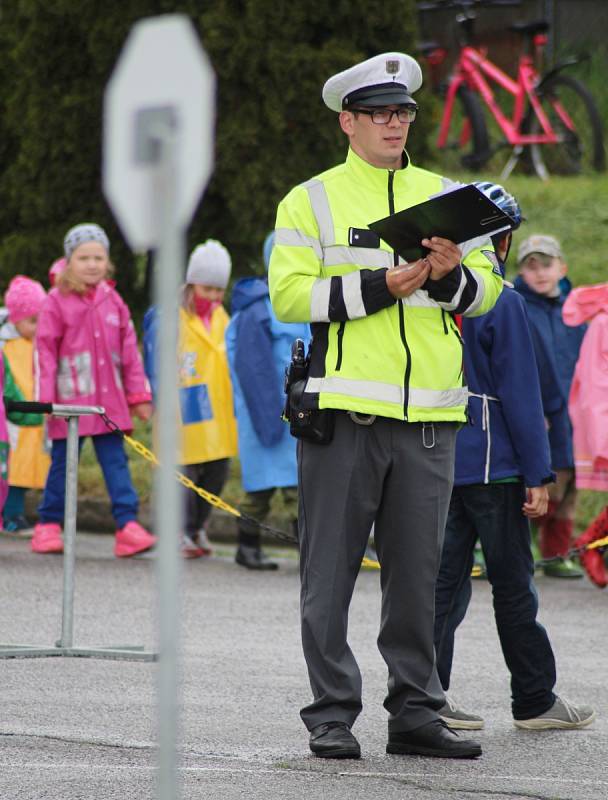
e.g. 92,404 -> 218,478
102,16 -> 216,799
146,118 -> 184,800
59,415 -> 79,649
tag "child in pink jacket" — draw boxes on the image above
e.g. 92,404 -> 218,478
563,282 -> 608,588
33,223 -> 155,557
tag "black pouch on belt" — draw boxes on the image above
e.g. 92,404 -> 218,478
288,379 -> 335,445
283,338 -> 335,445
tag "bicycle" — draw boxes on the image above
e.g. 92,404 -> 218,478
417,0 -> 605,179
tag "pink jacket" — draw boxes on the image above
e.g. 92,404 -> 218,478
35,282 -> 151,440
563,283 -> 608,491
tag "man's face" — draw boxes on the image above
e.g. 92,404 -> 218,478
339,104 -> 412,169
519,253 -> 566,296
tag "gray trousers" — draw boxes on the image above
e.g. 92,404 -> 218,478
298,412 -> 457,733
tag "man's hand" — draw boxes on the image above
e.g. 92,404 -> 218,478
130,402 -> 153,422
386,259 -> 431,299
523,486 -> 549,518
421,237 -> 461,281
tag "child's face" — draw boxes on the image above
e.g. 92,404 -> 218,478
14,315 -> 38,340
69,241 -> 109,287
193,284 -> 225,303
519,253 -> 566,296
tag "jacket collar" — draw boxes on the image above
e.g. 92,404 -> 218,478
514,275 -> 565,308
344,147 -> 412,195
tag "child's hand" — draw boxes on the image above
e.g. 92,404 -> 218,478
523,486 -> 549,518
130,402 -> 153,422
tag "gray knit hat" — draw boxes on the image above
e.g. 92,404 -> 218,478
64,223 -> 110,260
186,240 -> 232,288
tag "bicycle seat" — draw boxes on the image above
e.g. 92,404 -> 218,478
509,20 -> 550,37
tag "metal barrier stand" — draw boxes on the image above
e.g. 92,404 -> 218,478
0,403 -> 158,661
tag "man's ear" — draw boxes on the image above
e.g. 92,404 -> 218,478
559,259 -> 568,277
498,231 -> 512,261
339,110 -> 355,136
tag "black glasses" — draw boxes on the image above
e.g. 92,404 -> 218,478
352,106 -> 418,124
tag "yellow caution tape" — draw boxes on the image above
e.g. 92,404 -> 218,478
115,419 -> 608,563
123,434 -> 242,518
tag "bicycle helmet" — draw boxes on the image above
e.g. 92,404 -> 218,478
472,181 -> 523,230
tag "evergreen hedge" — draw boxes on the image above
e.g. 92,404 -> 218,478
0,1 -> 426,313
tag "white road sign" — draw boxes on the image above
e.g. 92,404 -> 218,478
103,14 -> 215,249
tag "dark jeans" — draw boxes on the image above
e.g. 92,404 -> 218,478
434,482 -> 556,720
39,434 -> 139,528
181,458 -> 230,536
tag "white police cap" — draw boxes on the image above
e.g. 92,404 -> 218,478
322,52 -> 423,113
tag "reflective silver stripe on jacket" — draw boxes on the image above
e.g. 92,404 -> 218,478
468,392 -> 500,483
341,271 -> 366,319
303,179 -> 334,246
436,267 -> 485,315
460,233 -> 492,260
322,246 -> 394,269
462,269 -> 485,315
305,375 -> 468,409
275,227 -> 323,260
310,279 -> 332,322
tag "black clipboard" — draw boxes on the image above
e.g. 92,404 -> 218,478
368,184 -> 512,263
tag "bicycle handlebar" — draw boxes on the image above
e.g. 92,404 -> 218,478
417,0 -> 521,11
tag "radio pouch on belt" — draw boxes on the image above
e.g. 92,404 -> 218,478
284,339 -> 335,445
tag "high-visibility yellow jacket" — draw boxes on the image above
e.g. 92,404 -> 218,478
4,337 -> 50,488
269,148 -> 503,422
177,306 -> 238,465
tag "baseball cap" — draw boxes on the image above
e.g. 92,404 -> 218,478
517,234 -> 563,264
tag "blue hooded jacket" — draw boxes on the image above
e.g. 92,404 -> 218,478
456,283 -> 553,488
225,276 -> 310,492
513,276 -> 586,469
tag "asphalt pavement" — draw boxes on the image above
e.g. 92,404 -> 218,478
1,531 -> 606,800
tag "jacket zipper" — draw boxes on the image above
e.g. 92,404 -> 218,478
448,315 -> 465,381
389,169 -> 411,418
335,321 -> 345,370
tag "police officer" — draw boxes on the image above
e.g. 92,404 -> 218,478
269,52 -> 503,760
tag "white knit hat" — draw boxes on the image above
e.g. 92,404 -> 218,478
186,239 -> 232,288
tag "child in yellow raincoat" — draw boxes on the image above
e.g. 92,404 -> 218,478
2,276 -> 50,532
143,240 -> 237,557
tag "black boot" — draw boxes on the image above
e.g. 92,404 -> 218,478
235,544 -> 278,570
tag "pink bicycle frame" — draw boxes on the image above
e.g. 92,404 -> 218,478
438,46 -> 576,148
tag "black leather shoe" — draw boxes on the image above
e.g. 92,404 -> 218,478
309,722 -> 361,759
235,545 -> 278,570
387,719 -> 482,759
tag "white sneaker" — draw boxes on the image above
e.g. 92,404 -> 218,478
195,528 -> 213,556
439,695 -> 484,730
514,696 -> 596,730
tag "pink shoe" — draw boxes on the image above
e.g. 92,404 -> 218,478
114,520 -> 157,558
181,533 -> 204,559
31,522 -> 64,554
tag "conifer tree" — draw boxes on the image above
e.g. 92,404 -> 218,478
0,1 -> 425,311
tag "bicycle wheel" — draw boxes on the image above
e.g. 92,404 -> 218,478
434,84 -> 490,173
524,74 -> 605,177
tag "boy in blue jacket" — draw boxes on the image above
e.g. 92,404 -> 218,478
225,233 -> 310,570
434,183 -> 595,733
514,236 -> 587,577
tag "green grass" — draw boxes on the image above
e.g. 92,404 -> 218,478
79,172 -> 608,534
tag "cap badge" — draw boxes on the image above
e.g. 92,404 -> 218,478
386,59 -> 400,75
